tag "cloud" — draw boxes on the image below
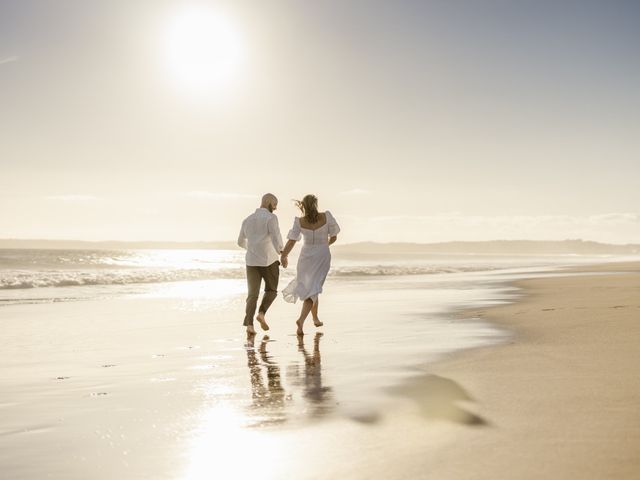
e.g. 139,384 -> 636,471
45,195 -> 100,202
371,212 -> 640,226
339,188 -> 371,196
0,56 -> 19,66
587,213 -> 640,224
182,191 -> 258,200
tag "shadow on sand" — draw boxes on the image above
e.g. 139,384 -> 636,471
386,374 -> 488,426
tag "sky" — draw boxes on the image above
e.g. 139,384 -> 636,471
1,0 -> 639,244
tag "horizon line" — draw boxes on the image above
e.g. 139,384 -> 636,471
0,238 -> 638,247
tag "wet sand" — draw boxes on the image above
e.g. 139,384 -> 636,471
425,261 -> 640,479
0,273 -> 506,479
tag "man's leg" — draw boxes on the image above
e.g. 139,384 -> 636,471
244,266 -> 262,327
258,261 -> 280,316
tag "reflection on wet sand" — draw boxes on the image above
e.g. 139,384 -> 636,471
289,333 -> 334,419
245,334 -> 287,426
243,332 -> 483,429
244,332 -> 334,427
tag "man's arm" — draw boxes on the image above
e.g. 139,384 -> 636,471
268,216 -> 284,254
237,220 -> 247,250
280,239 -> 297,268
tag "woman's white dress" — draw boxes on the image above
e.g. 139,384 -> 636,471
282,211 -> 340,304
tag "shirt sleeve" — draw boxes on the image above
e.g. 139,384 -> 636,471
326,211 -> 341,237
287,217 -> 302,241
268,215 -> 284,253
237,220 -> 247,250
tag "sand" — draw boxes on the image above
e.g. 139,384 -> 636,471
425,261 -> 640,479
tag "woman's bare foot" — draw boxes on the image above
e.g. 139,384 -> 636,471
296,319 -> 304,336
255,312 -> 269,331
312,317 -> 323,327
246,325 -> 257,335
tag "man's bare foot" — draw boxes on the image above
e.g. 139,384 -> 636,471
255,312 -> 270,331
312,317 -> 323,327
246,325 -> 257,335
296,319 -> 304,336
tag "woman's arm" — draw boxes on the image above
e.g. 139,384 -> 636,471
280,239 -> 297,268
326,211 -> 340,245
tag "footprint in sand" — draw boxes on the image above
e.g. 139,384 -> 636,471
541,308 -> 556,311
90,392 -> 109,397
101,364 -> 116,368
55,376 -> 70,380
612,305 -> 627,309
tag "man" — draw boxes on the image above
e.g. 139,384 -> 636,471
237,193 -> 284,335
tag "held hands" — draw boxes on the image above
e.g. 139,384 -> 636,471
280,240 -> 296,269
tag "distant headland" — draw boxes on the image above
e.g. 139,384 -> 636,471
0,238 -> 638,255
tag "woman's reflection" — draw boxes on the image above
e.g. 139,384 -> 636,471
290,332 -> 334,419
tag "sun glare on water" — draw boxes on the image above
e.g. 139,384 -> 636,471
163,6 -> 246,100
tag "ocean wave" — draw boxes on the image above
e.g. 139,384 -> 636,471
331,265 -> 497,277
0,268 -> 247,290
0,264 -> 501,290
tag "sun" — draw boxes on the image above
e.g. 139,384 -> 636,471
163,6 -> 246,99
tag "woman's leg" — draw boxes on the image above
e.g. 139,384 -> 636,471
296,298 -> 314,335
311,299 -> 323,326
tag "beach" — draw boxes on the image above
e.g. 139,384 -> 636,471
4,1 -> 640,478
1,254 -> 639,479
425,261 -> 640,479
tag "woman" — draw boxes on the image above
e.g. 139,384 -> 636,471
281,194 -> 340,335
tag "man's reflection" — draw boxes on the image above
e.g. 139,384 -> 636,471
245,334 -> 286,426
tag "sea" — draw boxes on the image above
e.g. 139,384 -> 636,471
0,248 -> 629,308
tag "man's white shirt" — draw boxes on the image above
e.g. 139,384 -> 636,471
237,208 -> 284,267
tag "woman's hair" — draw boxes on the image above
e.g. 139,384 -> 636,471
294,194 -> 320,223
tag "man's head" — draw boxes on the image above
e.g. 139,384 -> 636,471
261,193 -> 278,213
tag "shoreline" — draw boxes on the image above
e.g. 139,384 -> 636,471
419,261 -> 640,479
